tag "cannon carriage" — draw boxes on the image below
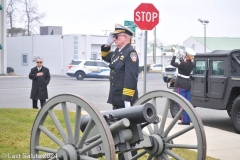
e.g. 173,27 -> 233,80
30,90 -> 206,160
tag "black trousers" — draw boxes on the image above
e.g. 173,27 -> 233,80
32,99 -> 46,109
113,105 -> 137,160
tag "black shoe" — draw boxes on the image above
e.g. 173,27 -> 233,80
33,107 -> 38,109
178,122 -> 190,125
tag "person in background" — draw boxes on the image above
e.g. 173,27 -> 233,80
171,47 -> 196,125
29,57 -> 50,109
101,23 -> 139,160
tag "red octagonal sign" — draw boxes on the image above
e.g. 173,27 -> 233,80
134,3 -> 159,30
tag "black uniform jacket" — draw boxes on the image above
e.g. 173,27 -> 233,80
171,56 -> 194,90
101,43 -> 139,106
29,66 -> 51,100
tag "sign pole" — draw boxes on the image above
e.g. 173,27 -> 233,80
133,3 -> 159,94
143,31 -> 147,94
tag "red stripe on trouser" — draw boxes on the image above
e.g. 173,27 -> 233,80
177,87 -> 184,122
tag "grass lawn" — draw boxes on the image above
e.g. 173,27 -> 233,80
0,108 -> 218,160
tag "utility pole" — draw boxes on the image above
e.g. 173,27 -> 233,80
102,30 -> 110,36
198,19 -> 209,53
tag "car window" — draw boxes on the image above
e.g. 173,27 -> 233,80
212,61 -> 224,75
71,61 -> 81,65
194,61 -> 206,74
96,62 -> 107,67
84,61 -> 96,66
153,64 -> 162,67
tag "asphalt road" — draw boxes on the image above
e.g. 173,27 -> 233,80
0,73 -> 235,133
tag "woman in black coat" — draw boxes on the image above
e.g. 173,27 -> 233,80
29,58 -> 50,109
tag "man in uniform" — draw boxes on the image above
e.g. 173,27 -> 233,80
101,23 -> 139,109
101,23 -> 139,159
171,47 -> 196,125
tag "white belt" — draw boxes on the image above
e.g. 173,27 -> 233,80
178,74 -> 190,79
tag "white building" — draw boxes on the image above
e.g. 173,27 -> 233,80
147,45 -> 183,67
183,36 -> 240,53
7,34 -> 144,76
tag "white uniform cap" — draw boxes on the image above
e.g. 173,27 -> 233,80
185,47 -> 196,56
113,23 -> 134,36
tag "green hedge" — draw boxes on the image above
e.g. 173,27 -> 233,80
7,67 -> 14,74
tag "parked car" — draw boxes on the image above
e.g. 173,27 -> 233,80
162,59 -> 179,82
150,63 -> 163,71
168,49 -> 240,133
66,60 -> 110,80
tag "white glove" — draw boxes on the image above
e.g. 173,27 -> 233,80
106,32 -> 114,46
124,101 -> 131,108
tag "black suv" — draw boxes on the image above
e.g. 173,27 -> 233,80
169,49 -> 240,133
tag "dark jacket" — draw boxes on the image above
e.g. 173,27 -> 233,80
101,43 -> 139,106
171,56 -> 194,90
29,66 -> 51,100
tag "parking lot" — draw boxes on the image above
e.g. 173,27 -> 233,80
0,73 -> 234,133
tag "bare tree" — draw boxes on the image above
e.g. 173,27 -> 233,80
21,0 -> 46,36
6,0 -> 21,36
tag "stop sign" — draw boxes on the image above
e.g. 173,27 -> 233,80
134,3 -> 159,30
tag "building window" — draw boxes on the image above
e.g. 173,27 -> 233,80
22,53 -> 28,66
91,52 -> 98,60
74,36 -> 78,41
74,45 -> 78,49
74,41 -> 78,44
74,50 -> 78,54
74,55 -> 78,60
74,36 -> 79,56
163,49 -> 172,52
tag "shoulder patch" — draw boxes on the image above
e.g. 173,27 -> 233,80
130,52 -> 137,62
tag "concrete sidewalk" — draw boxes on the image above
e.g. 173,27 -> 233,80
202,125 -> 240,160
152,118 -> 240,160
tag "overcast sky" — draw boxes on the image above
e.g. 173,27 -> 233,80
37,0 -> 240,45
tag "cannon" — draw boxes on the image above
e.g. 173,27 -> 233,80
30,90 -> 206,160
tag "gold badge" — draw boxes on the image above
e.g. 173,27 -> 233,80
130,52 -> 137,62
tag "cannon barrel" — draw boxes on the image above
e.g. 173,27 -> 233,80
80,103 -> 156,132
